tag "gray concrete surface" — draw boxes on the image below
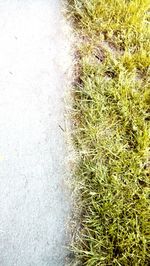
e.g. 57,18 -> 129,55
0,1 -> 72,265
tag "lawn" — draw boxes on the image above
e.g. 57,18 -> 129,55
68,0 -> 150,265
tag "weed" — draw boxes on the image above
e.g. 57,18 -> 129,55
68,0 -> 150,265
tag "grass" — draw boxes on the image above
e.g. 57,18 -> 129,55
67,0 -> 150,265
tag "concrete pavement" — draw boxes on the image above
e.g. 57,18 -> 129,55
0,1 -> 72,265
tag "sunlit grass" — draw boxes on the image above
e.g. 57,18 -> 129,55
68,0 -> 150,265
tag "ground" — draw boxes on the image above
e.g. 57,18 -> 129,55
0,1 -> 72,265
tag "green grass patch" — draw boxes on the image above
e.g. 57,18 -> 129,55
68,0 -> 150,265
